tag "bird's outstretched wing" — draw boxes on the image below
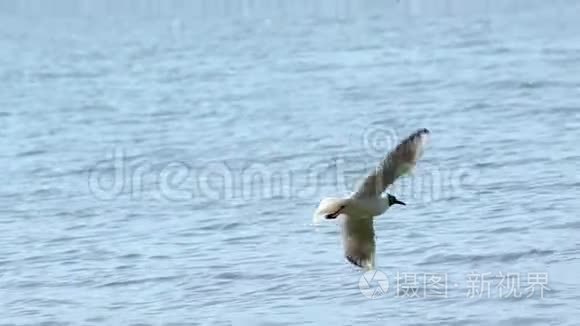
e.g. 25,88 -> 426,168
353,128 -> 430,199
341,214 -> 375,269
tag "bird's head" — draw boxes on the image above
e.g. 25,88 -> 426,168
387,194 -> 406,207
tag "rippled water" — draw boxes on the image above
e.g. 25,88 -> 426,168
2,1 -> 580,325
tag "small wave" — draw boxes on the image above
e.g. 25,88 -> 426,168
490,226 -> 530,234
97,275 -> 183,288
16,149 -> 47,157
118,253 -> 142,259
545,221 -> 580,230
419,249 -> 555,266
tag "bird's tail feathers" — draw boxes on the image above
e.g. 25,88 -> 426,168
313,197 -> 345,224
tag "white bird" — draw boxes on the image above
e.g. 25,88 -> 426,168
313,128 -> 430,269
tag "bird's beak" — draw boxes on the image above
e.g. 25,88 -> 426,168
393,199 -> 406,206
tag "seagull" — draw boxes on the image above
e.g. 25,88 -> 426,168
313,128 -> 430,269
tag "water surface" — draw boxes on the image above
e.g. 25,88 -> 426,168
1,1 -> 580,325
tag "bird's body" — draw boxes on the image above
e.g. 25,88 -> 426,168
313,128 -> 430,269
316,197 -> 390,219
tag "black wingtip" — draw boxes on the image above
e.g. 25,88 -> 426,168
398,128 -> 430,149
345,255 -> 363,268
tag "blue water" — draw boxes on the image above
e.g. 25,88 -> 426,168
1,1 -> 580,325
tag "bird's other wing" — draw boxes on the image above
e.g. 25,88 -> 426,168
341,214 -> 375,269
352,128 -> 430,199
